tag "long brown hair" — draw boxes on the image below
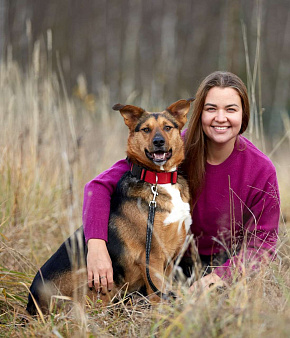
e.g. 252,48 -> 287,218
180,71 -> 250,202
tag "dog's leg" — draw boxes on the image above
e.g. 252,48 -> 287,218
163,260 -> 174,290
139,253 -> 166,302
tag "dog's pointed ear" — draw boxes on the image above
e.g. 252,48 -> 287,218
166,98 -> 195,129
112,104 -> 146,130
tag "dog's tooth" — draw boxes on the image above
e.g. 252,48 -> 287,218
154,153 -> 165,160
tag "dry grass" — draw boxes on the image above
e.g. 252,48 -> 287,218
0,57 -> 290,337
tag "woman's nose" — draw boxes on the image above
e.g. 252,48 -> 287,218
215,110 -> 227,122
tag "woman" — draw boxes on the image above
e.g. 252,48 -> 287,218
83,71 -> 280,293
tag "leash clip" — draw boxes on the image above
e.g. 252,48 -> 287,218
149,176 -> 158,207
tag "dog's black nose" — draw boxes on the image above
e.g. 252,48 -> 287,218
153,135 -> 165,147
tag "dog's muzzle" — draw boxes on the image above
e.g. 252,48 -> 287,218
145,133 -> 172,166
145,149 -> 172,165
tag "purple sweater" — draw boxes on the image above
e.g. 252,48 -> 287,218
83,136 -> 280,280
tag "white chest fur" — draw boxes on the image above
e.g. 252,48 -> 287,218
160,184 -> 192,233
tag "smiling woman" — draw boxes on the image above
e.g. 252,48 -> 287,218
180,71 -> 279,290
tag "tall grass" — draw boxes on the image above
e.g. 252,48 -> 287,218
0,50 -> 290,336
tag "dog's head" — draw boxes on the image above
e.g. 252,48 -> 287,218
113,99 -> 194,171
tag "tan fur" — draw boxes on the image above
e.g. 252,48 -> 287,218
126,114 -> 185,172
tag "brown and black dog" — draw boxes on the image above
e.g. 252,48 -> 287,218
26,99 -> 193,315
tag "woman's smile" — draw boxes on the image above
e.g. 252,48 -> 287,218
211,126 -> 231,131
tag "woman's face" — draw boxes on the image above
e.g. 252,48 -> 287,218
201,87 -> 243,148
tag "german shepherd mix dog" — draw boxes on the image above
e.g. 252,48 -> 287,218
26,99 -> 193,315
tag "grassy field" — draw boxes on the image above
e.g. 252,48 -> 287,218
0,59 -> 290,337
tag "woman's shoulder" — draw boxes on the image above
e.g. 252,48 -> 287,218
239,136 -> 276,175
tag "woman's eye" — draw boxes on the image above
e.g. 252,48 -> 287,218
142,127 -> 150,133
164,126 -> 172,131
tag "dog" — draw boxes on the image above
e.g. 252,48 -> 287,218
26,98 -> 193,315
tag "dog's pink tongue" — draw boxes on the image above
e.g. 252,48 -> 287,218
154,153 -> 165,160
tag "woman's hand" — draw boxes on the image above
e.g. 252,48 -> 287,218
189,272 -> 224,293
87,238 -> 114,294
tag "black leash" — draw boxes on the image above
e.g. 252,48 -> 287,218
145,183 -> 176,300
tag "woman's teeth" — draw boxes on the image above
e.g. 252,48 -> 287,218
213,126 -> 228,130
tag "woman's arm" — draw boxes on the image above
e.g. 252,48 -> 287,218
190,171 -> 280,292
83,159 -> 130,291
83,159 -> 130,241
214,172 -> 280,282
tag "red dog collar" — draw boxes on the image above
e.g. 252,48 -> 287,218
130,163 -> 178,184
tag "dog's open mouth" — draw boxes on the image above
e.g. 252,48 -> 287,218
145,149 -> 172,164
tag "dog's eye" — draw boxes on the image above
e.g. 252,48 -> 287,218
142,127 -> 150,133
164,126 -> 173,132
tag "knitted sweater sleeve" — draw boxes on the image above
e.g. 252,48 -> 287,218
82,159 -> 130,242
214,171 -> 280,282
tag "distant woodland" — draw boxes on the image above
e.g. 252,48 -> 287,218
1,0 -> 290,143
